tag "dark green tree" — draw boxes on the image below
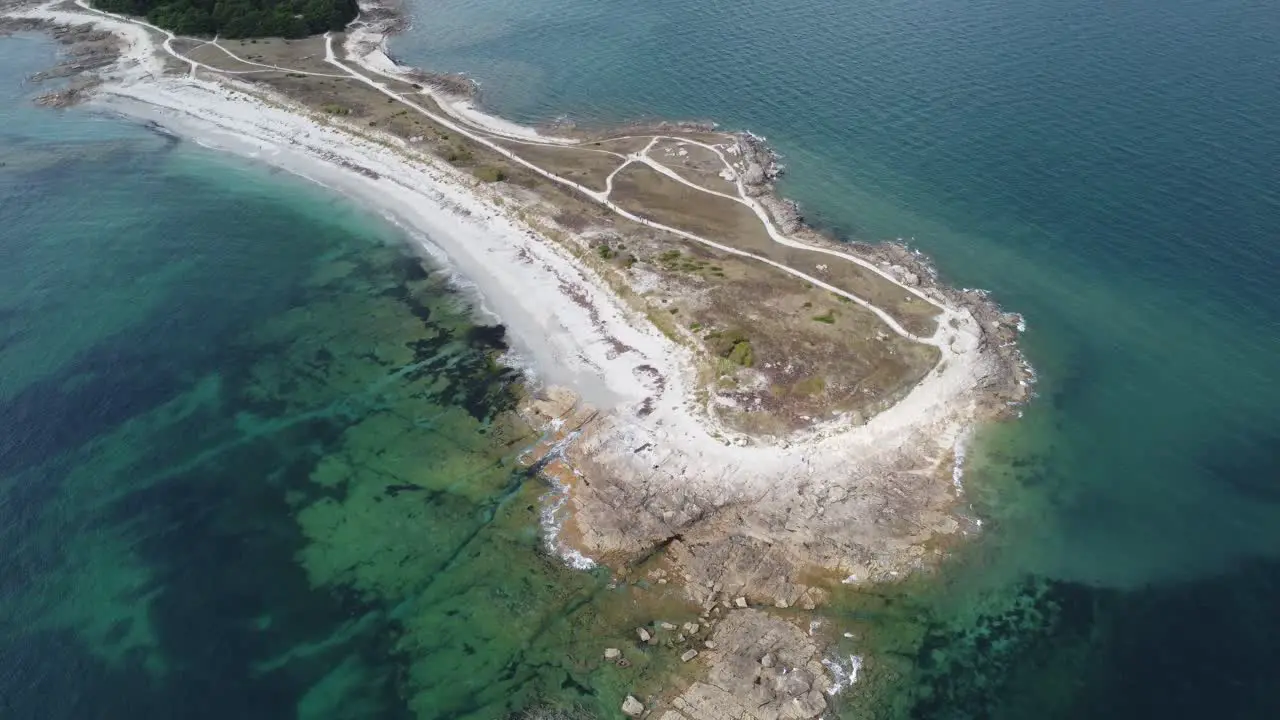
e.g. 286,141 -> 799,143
92,0 -> 357,38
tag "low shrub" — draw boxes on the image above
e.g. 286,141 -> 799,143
473,166 -> 506,182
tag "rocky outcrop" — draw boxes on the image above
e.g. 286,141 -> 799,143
351,0 -> 408,35
0,12 -> 50,36
553,405 -> 970,605
734,133 -> 783,191
758,194 -> 804,234
660,609 -> 831,720
622,695 -> 645,717
27,23 -> 116,78
35,83 -> 95,107
399,68 -> 478,99
1,18 -> 121,109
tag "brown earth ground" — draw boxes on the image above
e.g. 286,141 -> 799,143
588,135 -> 658,155
649,138 -> 739,195
492,139 -> 626,193
610,164 -> 939,338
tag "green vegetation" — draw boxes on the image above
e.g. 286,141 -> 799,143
812,310 -> 836,324
705,328 -> 754,367
645,310 -> 681,343
705,327 -> 744,355
655,248 -> 723,277
473,166 -> 506,183
443,146 -> 474,165
658,249 -> 682,266
594,244 -> 637,270
320,103 -> 349,116
727,341 -> 754,367
92,0 -> 358,38
790,376 -> 826,397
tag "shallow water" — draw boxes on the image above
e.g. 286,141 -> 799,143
0,35 -> 690,719
392,0 -> 1280,715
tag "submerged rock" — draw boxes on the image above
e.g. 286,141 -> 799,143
622,695 -> 645,717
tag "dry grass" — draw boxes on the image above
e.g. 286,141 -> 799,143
587,136 -> 656,155
168,38 -> 203,55
495,141 -> 625,193
215,36 -> 341,76
650,138 -> 737,194
184,43 -> 270,73
613,164 -> 766,244
600,231 -> 939,434
658,130 -> 732,145
611,165 -> 938,336
799,253 -> 939,337
250,74 -> 372,115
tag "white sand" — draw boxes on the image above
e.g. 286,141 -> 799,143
10,0 -> 1001,498
344,21 -> 575,145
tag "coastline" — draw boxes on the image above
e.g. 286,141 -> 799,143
345,0 -> 583,144
1,2 -> 1031,717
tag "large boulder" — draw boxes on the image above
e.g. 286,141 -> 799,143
622,695 -> 645,717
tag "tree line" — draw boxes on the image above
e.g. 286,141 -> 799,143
93,0 -> 359,38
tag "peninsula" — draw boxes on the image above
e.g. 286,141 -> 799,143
1,0 -> 1030,716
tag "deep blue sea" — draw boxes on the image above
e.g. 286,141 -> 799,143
391,0 -> 1280,716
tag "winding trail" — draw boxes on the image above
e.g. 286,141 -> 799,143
201,39 -> 350,78
318,35 -> 943,343
61,0 -> 959,349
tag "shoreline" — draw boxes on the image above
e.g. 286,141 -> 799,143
344,0 -> 583,145
2,2 -> 1032,717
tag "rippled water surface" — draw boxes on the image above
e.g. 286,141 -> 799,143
393,0 -> 1280,716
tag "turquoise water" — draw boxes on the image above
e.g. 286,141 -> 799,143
0,35 -> 691,719
392,0 -> 1280,716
